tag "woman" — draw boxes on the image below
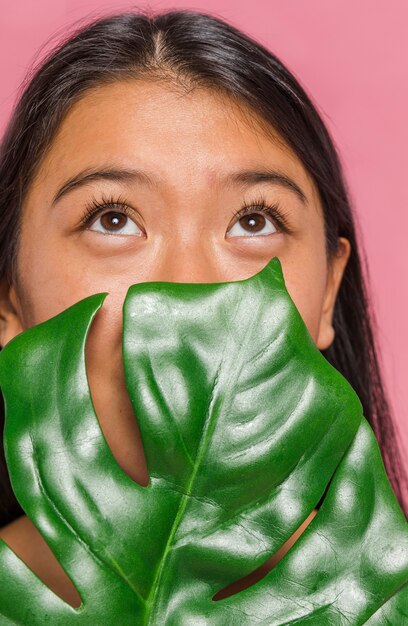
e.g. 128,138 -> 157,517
0,7 -> 406,610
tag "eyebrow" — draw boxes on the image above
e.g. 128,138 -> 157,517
51,166 -> 308,206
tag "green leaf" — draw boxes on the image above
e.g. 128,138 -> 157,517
0,256 -> 406,624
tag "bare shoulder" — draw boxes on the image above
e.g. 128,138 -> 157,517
0,514 -> 33,547
0,509 -> 319,605
0,514 -> 58,583
0,515 -> 81,606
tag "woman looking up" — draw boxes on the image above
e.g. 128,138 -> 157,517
0,8 -> 406,610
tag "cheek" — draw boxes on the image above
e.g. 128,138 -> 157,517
16,226 -> 125,339
17,254 -> 82,328
16,219 -> 74,327
281,260 -> 327,345
16,234 -> 134,378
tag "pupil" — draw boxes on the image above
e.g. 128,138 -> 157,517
101,212 -> 125,230
243,214 -> 264,231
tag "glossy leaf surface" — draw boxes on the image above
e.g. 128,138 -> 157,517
0,256 -> 407,624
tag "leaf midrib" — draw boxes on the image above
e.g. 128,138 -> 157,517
144,297 -> 262,623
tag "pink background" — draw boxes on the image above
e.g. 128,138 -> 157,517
1,1 -> 407,472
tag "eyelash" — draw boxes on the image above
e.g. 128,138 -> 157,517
79,191 -> 293,235
231,193 -> 293,234
80,192 -> 136,227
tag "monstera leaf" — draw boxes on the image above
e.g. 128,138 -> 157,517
0,256 -> 407,624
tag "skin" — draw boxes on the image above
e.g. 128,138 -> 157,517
0,79 -> 350,607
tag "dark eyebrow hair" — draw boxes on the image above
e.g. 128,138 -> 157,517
51,166 -> 308,206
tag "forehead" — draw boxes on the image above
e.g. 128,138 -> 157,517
32,79 -> 320,206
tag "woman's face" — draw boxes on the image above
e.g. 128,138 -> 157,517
0,80 -> 350,485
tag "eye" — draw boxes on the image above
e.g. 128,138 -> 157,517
80,193 -> 143,237
79,193 -> 293,239
226,197 -> 291,238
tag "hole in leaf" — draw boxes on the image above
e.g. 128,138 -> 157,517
0,515 -> 82,608
213,507 -> 318,601
85,302 -> 149,487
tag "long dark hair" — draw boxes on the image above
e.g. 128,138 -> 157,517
0,8 -> 407,525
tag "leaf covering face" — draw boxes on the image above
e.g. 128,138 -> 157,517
0,256 -> 407,625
